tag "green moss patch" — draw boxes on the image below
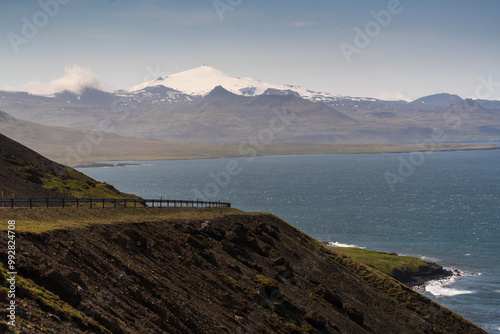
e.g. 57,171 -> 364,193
0,207 -> 248,233
331,247 -> 429,276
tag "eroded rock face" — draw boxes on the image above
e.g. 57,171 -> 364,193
0,214 -> 486,334
392,263 -> 452,287
39,270 -> 84,307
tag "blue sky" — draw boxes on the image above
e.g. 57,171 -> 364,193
1,0 -> 500,100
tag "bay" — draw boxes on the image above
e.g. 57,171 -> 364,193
78,149 -> 500,333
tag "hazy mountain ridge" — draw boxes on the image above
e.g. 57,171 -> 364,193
1,66 -> 499,145
409,93 -> 463,108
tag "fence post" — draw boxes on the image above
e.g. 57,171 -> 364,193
114,199 -> 117,208
124,199 -> 127,208
11,198 -> 14,209
46,198 -> 49,208
62,198 -> 65,208
29,198 -> 32,209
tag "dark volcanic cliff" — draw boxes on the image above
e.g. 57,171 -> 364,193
0,211 -> 485,333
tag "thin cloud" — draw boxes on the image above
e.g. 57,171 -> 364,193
114,5 -> 220,27
290,21 -> 317,28
7,65 -> 104,95
377,90 -> 412,102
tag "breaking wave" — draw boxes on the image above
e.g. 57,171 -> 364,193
326,241 -> 366,249
420,268 -> 481,297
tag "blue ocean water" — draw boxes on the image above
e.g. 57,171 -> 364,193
78,149 -> 500,333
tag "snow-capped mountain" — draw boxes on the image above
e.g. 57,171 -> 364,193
2,72 -> 500,146
123,65 -> 351,103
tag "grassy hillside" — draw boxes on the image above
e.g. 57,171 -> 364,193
0,209 -> 485,333
332,247 -> 429,277
331,247 -> 451,287
0,207 -> 243,233
0,132 -> 138,199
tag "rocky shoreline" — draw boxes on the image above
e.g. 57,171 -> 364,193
323,242 -> 455,290
391,261 -> 454,288
0,213 -> 486,333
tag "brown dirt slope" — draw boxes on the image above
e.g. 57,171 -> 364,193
0,131 -> 137,199
0,211 -> 485,333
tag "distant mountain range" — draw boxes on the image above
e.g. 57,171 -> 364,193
1,65 -> 499,152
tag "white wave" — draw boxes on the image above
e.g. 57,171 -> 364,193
327,241 -> 366,249
420,256 -> 440,263
425,282 -> 473,297
423,270 -> 475,297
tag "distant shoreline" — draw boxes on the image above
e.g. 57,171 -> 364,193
76,162 -> 140,168
73,143 -> 499,167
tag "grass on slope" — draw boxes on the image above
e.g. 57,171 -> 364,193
0,262 -> 107,333
331,247 -> 428,276
0,208 -> 483,333
311,238 -> 480,332
39,167 -> 140,199
0,207 -> 247,233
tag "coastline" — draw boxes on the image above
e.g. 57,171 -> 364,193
325,244 -> 455,290
412,267 -> 479,297
72,143 -> 499,167
392,261 -> 453,288
75,162 -> 140,168
0,208 -> 487,333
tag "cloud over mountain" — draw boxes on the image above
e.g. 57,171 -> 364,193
7,65 -> 104,95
